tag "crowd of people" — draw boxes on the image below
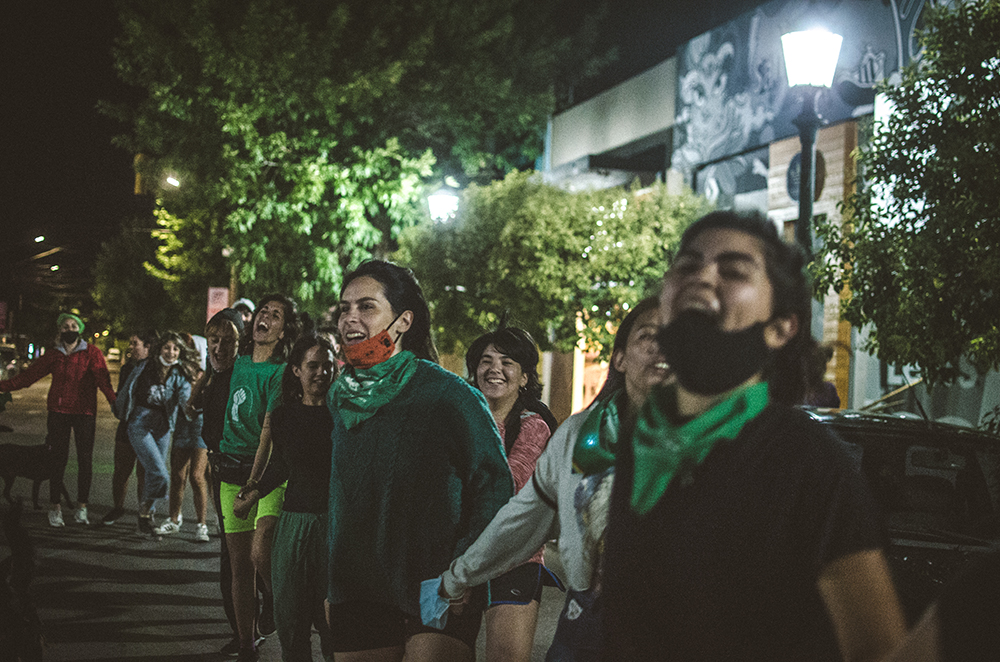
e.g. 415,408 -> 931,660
2,208 -> 995,662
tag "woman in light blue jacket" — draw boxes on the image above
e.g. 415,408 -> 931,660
114,331 -> 195,535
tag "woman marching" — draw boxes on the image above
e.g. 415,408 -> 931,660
326,260 -> 513,662
233,333 -> 337,661
220,294 -> 299,662
464,324 -> 559,662
439,297 -> 668,661
115,331 -> 197,534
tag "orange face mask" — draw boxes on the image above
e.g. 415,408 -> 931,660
342,314 -> 403,369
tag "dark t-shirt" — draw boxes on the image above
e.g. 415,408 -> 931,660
258,401 -> 333,514
600,404 -> 884,662
198,367 -> 233,453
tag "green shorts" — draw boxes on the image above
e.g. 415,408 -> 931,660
220,480 -> 286,534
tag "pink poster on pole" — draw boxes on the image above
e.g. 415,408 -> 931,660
207,287 -> 230,323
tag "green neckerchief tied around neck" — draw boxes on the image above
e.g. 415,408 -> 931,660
572,390 -> 622,475
329,350 -> 418,430
630,381 -> 769,515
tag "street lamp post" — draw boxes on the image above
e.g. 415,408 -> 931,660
781,29 -> 843,259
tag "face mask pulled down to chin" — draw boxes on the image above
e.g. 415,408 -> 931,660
342,313 -> 404,369
657,310 -> 772,396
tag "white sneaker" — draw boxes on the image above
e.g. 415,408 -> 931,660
48,510 -> 65,527
74,506 -> 89,525
195,523 -> 210,542
155,519 -> 182,535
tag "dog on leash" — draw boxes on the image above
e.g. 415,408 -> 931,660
0,443 -> 74,510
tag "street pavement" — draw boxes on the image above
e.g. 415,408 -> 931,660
0,375 -> 563,661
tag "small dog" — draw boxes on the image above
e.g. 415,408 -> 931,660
0,443 -> 73,510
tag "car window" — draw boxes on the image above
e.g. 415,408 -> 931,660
837,428 -> 1000,541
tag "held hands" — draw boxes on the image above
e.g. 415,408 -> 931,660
232,483 -> 259,519
438,577 -> 470,616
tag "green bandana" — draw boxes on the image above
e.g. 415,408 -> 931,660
572,390 -> 622,475
630,382 -> 769,515
329,350 -> 418,430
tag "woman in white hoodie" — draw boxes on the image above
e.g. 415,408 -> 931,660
439,297 -> 668,661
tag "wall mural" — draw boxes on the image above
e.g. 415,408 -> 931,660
672,0 -> 935,207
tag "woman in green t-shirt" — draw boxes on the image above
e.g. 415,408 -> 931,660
219,293 -> 300,662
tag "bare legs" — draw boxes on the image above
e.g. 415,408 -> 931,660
484,602 -> 539,662
167,447 -> 209,525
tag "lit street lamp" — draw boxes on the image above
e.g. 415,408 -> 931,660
427,185 -> 460,222
781,29 -> 842,258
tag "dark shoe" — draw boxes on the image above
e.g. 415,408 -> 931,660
220,636 -> 241,657
258,603 -> 275,637
101,506 -> 125,525
137,515 -> 156,537
235,646 -> 259,662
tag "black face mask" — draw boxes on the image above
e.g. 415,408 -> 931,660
657,310 -> 772,396
60,330 -> 80,345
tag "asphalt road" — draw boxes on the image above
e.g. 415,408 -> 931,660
0,374 -> 564,661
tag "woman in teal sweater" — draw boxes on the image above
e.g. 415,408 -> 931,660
326,260 -> 513,662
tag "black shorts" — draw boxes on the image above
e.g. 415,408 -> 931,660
327,599 -> 485,653
485,562 -> 562,608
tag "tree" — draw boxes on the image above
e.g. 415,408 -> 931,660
815,0 -> 1000,385
398,171 -> 710,357
105,0 -> 607,316
92,216 -> 187,333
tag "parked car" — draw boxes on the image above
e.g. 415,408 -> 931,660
0,345 -> 20,380
807,408 -> 1000,621
106,347 -> 121,363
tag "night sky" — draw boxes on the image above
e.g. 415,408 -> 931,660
3,2 -> 137,269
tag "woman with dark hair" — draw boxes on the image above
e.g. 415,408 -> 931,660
114,331 -> 196,534
440,297 -> 668,662
220,293 -> 300,662
600,210 -> 906,661
463,324 -> 558,662
326,260 -> 512,662
102,328 -> 159,526
234,333 -> 337,661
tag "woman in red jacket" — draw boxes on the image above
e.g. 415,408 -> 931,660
0,313 -> 116,527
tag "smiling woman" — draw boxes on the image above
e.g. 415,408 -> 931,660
325,260 -> 512,662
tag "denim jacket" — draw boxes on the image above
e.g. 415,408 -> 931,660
113,359 -> 191,432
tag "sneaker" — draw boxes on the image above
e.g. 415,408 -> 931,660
137,516 -> 156,536
101,506 -> 125,525
48,510 -> 65,527
155,519 -> 182,535
195,523 -> 210,542
73,506 -> 89,525
220,636 -> 241,657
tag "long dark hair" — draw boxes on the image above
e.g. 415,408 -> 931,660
151,331 -> 197,382
466,323 -> 557,452
676,210 -> 811,405
280,334 -> 338,406
340,260 -> 438,363
239,293 -> 300,362
593,297 -> 660,406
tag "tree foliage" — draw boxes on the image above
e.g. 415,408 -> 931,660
92,216 -> 187,333
815,0 -> 1000,385
398,172 -> 710,357
104,0 -> 606,316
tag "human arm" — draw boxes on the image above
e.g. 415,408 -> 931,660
186,369 -> 209,419
817,548 -> 907,662
506,414 -> 552,492
440,416 -> 567,599
0,352 -> 55,392
92,348 -> 116,406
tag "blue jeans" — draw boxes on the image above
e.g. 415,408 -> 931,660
545,588 -> 603,662
127,406 -> 171,511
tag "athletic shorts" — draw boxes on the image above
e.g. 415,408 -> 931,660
485,561 -> 561,607
326,599 -> 484,652
219,480 -> 285,534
